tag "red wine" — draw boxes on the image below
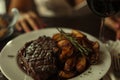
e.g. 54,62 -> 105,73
87,0 -> 120,17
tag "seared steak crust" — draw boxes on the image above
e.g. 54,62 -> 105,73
17,36 -> 59,80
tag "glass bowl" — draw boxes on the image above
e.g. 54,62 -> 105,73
0,8 -> 19,41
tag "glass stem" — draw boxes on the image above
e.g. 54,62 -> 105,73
99,17 -> 105,42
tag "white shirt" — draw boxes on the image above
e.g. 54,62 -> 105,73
34,0 -> 87,17
0,0 -> 6,14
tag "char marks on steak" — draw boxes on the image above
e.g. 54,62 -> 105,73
17,36 -> 59,80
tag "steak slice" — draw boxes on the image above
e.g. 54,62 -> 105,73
17,36 -> 59,80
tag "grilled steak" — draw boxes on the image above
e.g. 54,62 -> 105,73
17,36 -> 59,80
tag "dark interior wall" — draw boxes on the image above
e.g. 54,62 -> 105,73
6,0 -> 10,12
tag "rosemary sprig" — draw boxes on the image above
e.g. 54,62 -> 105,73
57,28 -> 91,56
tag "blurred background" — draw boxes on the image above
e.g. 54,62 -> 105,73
5,0 -> 103,38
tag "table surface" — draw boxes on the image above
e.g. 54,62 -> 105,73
0,11 -> 115,80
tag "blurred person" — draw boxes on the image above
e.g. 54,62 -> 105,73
9,0 -> 85,33
9,0 -> 45,32
105,12 -> 120,39
9,0 -> 120,40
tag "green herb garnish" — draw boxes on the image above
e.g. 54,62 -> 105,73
57,28 -> 91,56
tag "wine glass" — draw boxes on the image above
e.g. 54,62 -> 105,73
86,0 -> 120,42
86,0 -> 120,79
0,8 -> 19,40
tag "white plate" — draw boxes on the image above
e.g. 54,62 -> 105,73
0,28 -> 111,80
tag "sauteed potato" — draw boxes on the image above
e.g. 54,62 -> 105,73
52,29 -> 100,79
